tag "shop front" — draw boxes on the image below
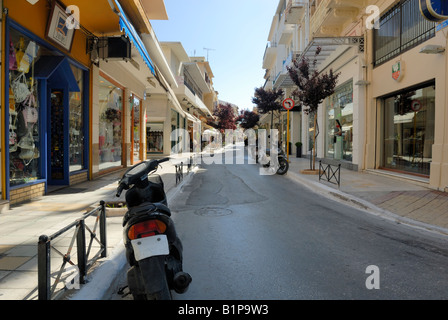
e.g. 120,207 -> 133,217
4,13 -> 89,205
380,82 -> 435,178
325,81 -> 354,163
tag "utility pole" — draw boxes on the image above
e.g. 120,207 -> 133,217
203,47 -> 215,61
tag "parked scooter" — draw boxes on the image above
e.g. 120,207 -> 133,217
258,147 -> 289,175
116,158 -> 191,300
262,147 -> 289,176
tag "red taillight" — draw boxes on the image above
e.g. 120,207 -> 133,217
128,220 -> 167,240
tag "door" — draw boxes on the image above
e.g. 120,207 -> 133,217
48,88 -> 69,185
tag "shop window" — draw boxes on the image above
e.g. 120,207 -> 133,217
147,123 -> 164,154
8,29 -> 41,186
69,65 -> 85,172
325,81 -> 353,162
99,75 -> 123,170
131,95 -> 142,163
382,83 -> 435,176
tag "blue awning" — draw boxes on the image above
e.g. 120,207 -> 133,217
114,0 -> 155,75
34,56 -> 80,92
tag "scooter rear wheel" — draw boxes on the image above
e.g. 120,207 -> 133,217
277,158 -> 289,175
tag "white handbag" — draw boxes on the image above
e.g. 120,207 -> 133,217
11,73 -> 30,103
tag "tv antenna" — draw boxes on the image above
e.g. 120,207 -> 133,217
203,47 -> 215,61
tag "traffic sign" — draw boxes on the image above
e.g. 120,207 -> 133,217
411,100 -> 422,112
283,98 -> 295,110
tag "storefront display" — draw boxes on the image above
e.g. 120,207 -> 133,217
98,75 -> 123,170
8,28 -> 41,187
6,18 -> 89,201
382,83 -> 435,176
131,95 -> 142,163
326,81 -> 354,162
147,123 -> 164,153
69,66 -> 85,172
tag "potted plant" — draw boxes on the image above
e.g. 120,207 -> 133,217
295,142 -> 302,158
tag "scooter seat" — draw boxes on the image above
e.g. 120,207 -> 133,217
154,202 -> 171,217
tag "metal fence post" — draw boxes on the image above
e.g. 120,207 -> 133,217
76,220 -> 87,284
99,200 -> 107,258
38,235 -> 51,300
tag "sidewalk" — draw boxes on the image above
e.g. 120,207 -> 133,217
0,154 -> 194,300
286,156 -> 448,235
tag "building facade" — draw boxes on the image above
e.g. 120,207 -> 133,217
2,0 -> 210,207
263,0 -> 448,192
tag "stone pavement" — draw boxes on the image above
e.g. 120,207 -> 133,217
0,154 -> 194,300
286,156 -> 448,235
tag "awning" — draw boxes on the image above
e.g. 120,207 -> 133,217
185,112 -> 200,123
34,56 -> 80,92
299,37 -> 364,71
113,0 -> 155,75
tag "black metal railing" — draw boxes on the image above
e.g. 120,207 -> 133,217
38,201 -> 107,300
319,161 -> 341,188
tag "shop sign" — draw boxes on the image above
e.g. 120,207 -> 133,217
392,61 -> 404,82
46,2 -> 76,52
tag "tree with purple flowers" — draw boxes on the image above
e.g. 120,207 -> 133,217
287,47 -> 339,171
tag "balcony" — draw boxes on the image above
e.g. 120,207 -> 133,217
310,0 -> 367,36
273,51 -> 301,89
263,42 -> 278,69
285,0 -> 306,24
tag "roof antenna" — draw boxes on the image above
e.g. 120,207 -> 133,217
203,47 -> 215,61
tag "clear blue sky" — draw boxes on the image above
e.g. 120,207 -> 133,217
150,0 -> 279,111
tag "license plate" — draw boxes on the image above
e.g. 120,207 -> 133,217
131,235 -> 169,261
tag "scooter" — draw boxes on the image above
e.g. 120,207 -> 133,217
257,147 -> 289,175
116,158 -> 191,300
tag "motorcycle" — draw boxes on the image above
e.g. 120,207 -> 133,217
257,147 -> 289,175
116,158 -> 192,300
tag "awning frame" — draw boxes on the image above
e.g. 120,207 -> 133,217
111,0 -> 155,75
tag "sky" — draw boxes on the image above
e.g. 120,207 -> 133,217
150,0 -> 280,111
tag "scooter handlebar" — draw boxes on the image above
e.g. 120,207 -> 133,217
116,183 -> 125,197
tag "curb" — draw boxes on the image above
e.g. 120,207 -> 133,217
67,166 -> 197,300
286,169 -> 448,237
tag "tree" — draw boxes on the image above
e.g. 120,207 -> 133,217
236,109 -> 260,130
252,87 -> 284,130
208,103 -> 237,133
287,47 -> 339,171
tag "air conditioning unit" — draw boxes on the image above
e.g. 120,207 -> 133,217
98,36 -> 131,61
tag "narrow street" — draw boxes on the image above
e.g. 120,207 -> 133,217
115,145 -> 448,300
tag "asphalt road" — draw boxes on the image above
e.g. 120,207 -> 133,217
116,147 -> 448,300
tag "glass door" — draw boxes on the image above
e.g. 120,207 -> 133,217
48,89 -> 69,185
